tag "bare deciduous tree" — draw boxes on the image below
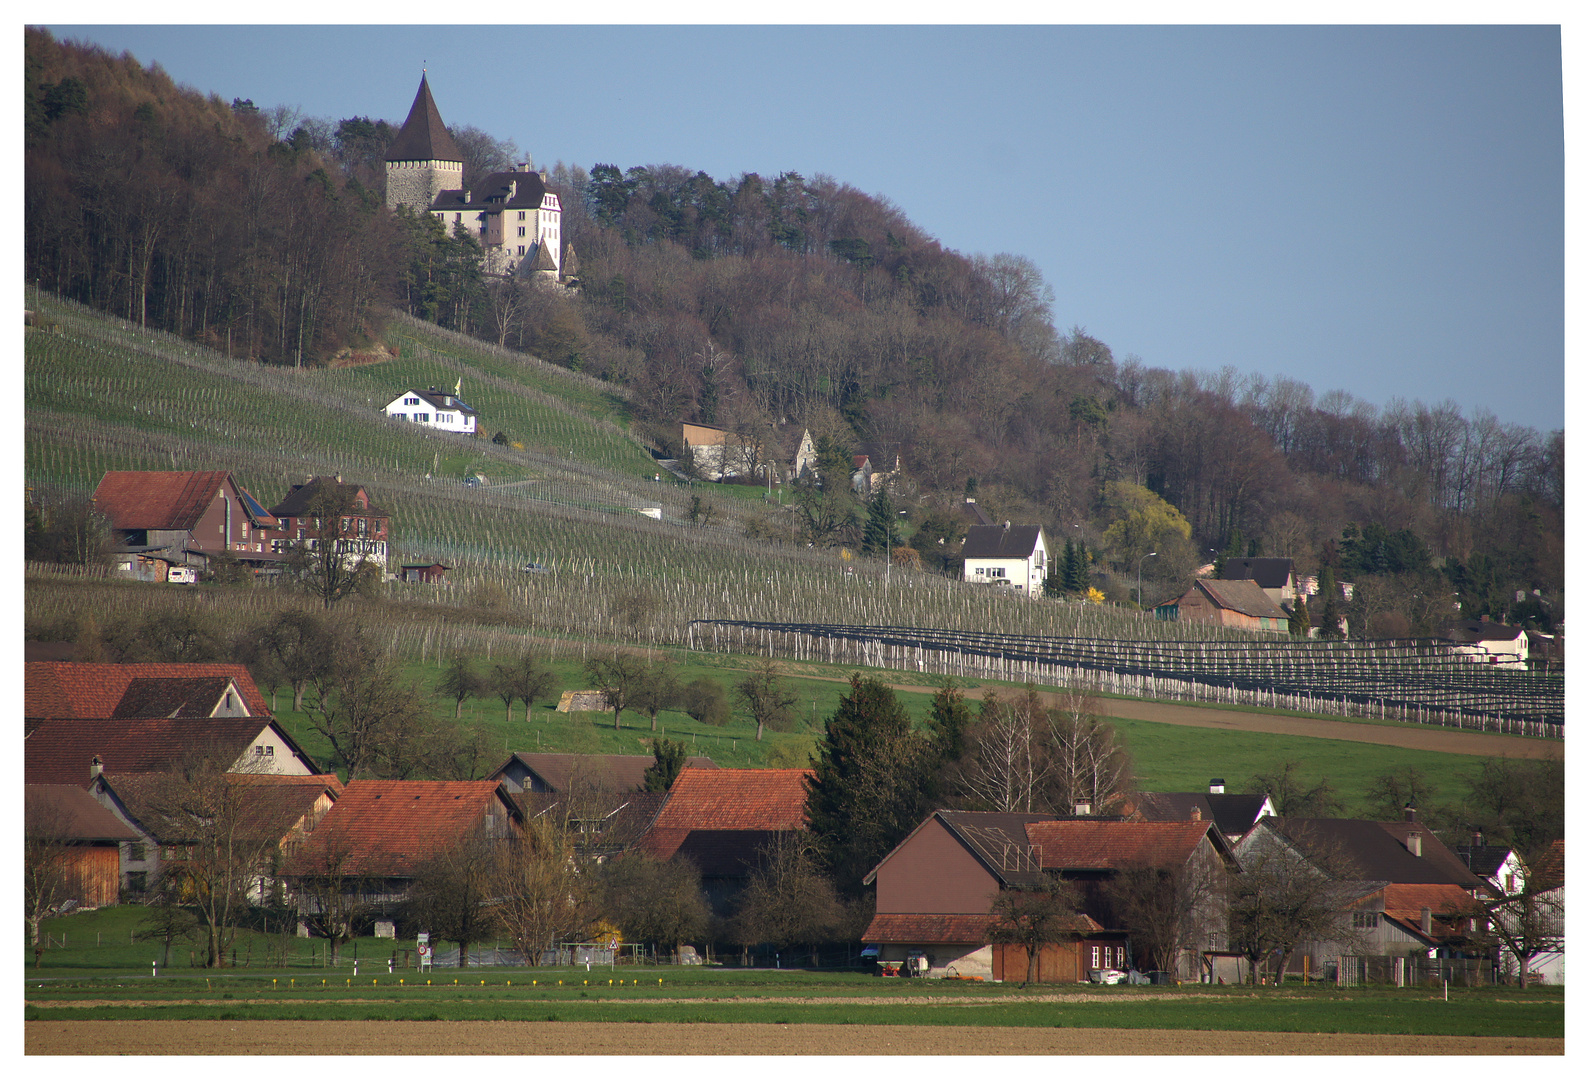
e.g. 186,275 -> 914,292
1046,685 -> 1132,815
985,879 -> 1085,986
493,818 -> 594,966
731,832 -> 843,962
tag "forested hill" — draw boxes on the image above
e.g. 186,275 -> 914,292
25,28 -> 1562,634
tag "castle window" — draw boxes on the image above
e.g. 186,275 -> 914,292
518,211 -> 525,220
518,246 -> 525,255
518,227 -> 526,237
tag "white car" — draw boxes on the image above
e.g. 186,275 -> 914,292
1090,968 -> 1127,985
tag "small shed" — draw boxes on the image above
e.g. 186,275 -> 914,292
400,563 -> 450,584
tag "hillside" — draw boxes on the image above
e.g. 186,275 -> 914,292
26,288 -> 1265,649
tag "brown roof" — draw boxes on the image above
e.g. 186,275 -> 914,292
286,780 -> 519,878
26,662 -> 272,721
862,911 -> 1103,945
1370,883 -> 1484,941
384,75 -> 463,163
227,773 -> 343,839
113,677 -> 247,719
1183,579 -> 1290,621
92,470 -> 275,532
494,752 -> 716,794
1024,819 -> 1223,871
25,785 -> 141,842
25,717 -> 313,786
962,524 -> 1043,560
1531,840 -> 1565,890
1262,818 -> 1484,887
268,477 -> 386,520
516,790 -> 666,852
649,768 -> 811,833
669,829 -> 781,877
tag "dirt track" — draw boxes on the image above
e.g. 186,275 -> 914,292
23,1020 -> 1564,1055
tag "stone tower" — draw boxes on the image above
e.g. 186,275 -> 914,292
384,75 -> 464,213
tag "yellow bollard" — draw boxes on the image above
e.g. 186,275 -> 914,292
507,981 -> 511,986
273,979 -> 277,989
291,979 -> 295,989
400,979 -> 404,986
373,979 -> 377,986
481,980 -> 485,986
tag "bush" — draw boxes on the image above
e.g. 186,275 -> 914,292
682,677 -> 731,726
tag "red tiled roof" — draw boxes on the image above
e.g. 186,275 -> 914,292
25,717 -> 299,786
1373,883 -> 1484,940
93,470 -> 232,532
26,662 -> 271,720
863,911 -> 1102,945
1024,819 -> 1216,871
286,780 -> 519,879
25,784 -> 141,842
649,768 -> 811,833
1531,840 -> 1565,890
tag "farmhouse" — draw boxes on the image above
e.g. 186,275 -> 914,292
383,386 -> 480,436
385,75 -> 568,282
264,475 -> 389,570
961,523 -> 1048,597
1154,578 -> 1290,633
1447,618 -> 1529,668
25,661 -> 272,725
285,780 -> 523,912
25,784 -> 141,909
636,767 -> 810,913
92,470 -> 281,579
861,811 -> 1148,981
1217,557 -> 1299,608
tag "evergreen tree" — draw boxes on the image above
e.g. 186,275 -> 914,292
805,675 -> 931,895
642,737 -> 691,792
861,490 -> 900,556
1064,539 -> 1089,593
1316,567 -> 1343,639
1288,594 -> 1311,637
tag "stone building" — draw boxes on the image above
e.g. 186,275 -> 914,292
385,75 -> 565,281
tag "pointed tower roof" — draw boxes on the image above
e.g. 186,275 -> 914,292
385,75 -> 464,164
528,240 -> 559,272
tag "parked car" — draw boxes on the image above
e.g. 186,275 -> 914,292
1089,968 -> 1126,985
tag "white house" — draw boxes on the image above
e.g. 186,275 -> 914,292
1447,619 -> 1528,668
385,387 -> 479,435
962,523 -> 1048,597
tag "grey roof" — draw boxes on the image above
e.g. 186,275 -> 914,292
962,524 -> 1043,560
393,388 -> 479,418
269,477 -> 387,519
1448,620 -> 1526,643
527,241 -> 558,272
1220,558 -> 1295,589
385,75 -> 464,163
958,499 -> 996,527
494,752 -> 717,794
1451,844 -> 1515,879
1133,792 -> 1271,839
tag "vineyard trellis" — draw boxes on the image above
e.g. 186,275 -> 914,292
686,620 -> 1563,739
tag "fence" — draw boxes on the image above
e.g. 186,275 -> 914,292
688,620 -> 1563,736
1329,955 -> 1496,987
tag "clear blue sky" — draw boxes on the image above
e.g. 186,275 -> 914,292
41,22 -> 1566,432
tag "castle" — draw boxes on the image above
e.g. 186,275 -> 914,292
385,75 -> 571,283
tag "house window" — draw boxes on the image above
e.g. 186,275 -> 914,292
518,226 -> 526,237
1091,945 -> 1101,969
126,871 -> 147,895
518,211 -> 525,220
405,397 -> 420,406
518,245 -> 525,255
128,843 -> 146,862
416,413 -> 430,422
1352,912 -> 1379,929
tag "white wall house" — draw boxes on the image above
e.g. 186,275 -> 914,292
385,388 -> 479,435
962,523 -> 1048,598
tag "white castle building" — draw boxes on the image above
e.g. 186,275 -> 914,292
385,75 -> 569,282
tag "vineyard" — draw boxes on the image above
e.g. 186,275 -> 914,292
690,621 -> 1564,736
22,289 -> 1563,738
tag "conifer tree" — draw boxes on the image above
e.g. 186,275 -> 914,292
805,675 -> 930,894
861,490 -> 900,556
1316,567 -> 1343,639
1288,594 -> 1311,637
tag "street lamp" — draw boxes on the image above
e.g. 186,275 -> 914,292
1136,551 -> 1158,610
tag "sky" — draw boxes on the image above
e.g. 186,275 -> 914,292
35,18 -> 1568,433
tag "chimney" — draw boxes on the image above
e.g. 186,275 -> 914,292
90,755 -> 103,780
1420,907 -> 1432,935
1190,806 -> 1202,822
1403,803 -> 1418,823
1408,832 -> 1422,857
1073,801 -> 1092,817
1480,614 -> 1490,623
1209,778 -> 1226,794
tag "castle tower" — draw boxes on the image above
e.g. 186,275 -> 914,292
384,75 -> 465,213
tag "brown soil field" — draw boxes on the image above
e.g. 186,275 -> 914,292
23,1020 -> 1564,1055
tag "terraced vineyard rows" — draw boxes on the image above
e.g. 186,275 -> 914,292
690,620 -> 1563,735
